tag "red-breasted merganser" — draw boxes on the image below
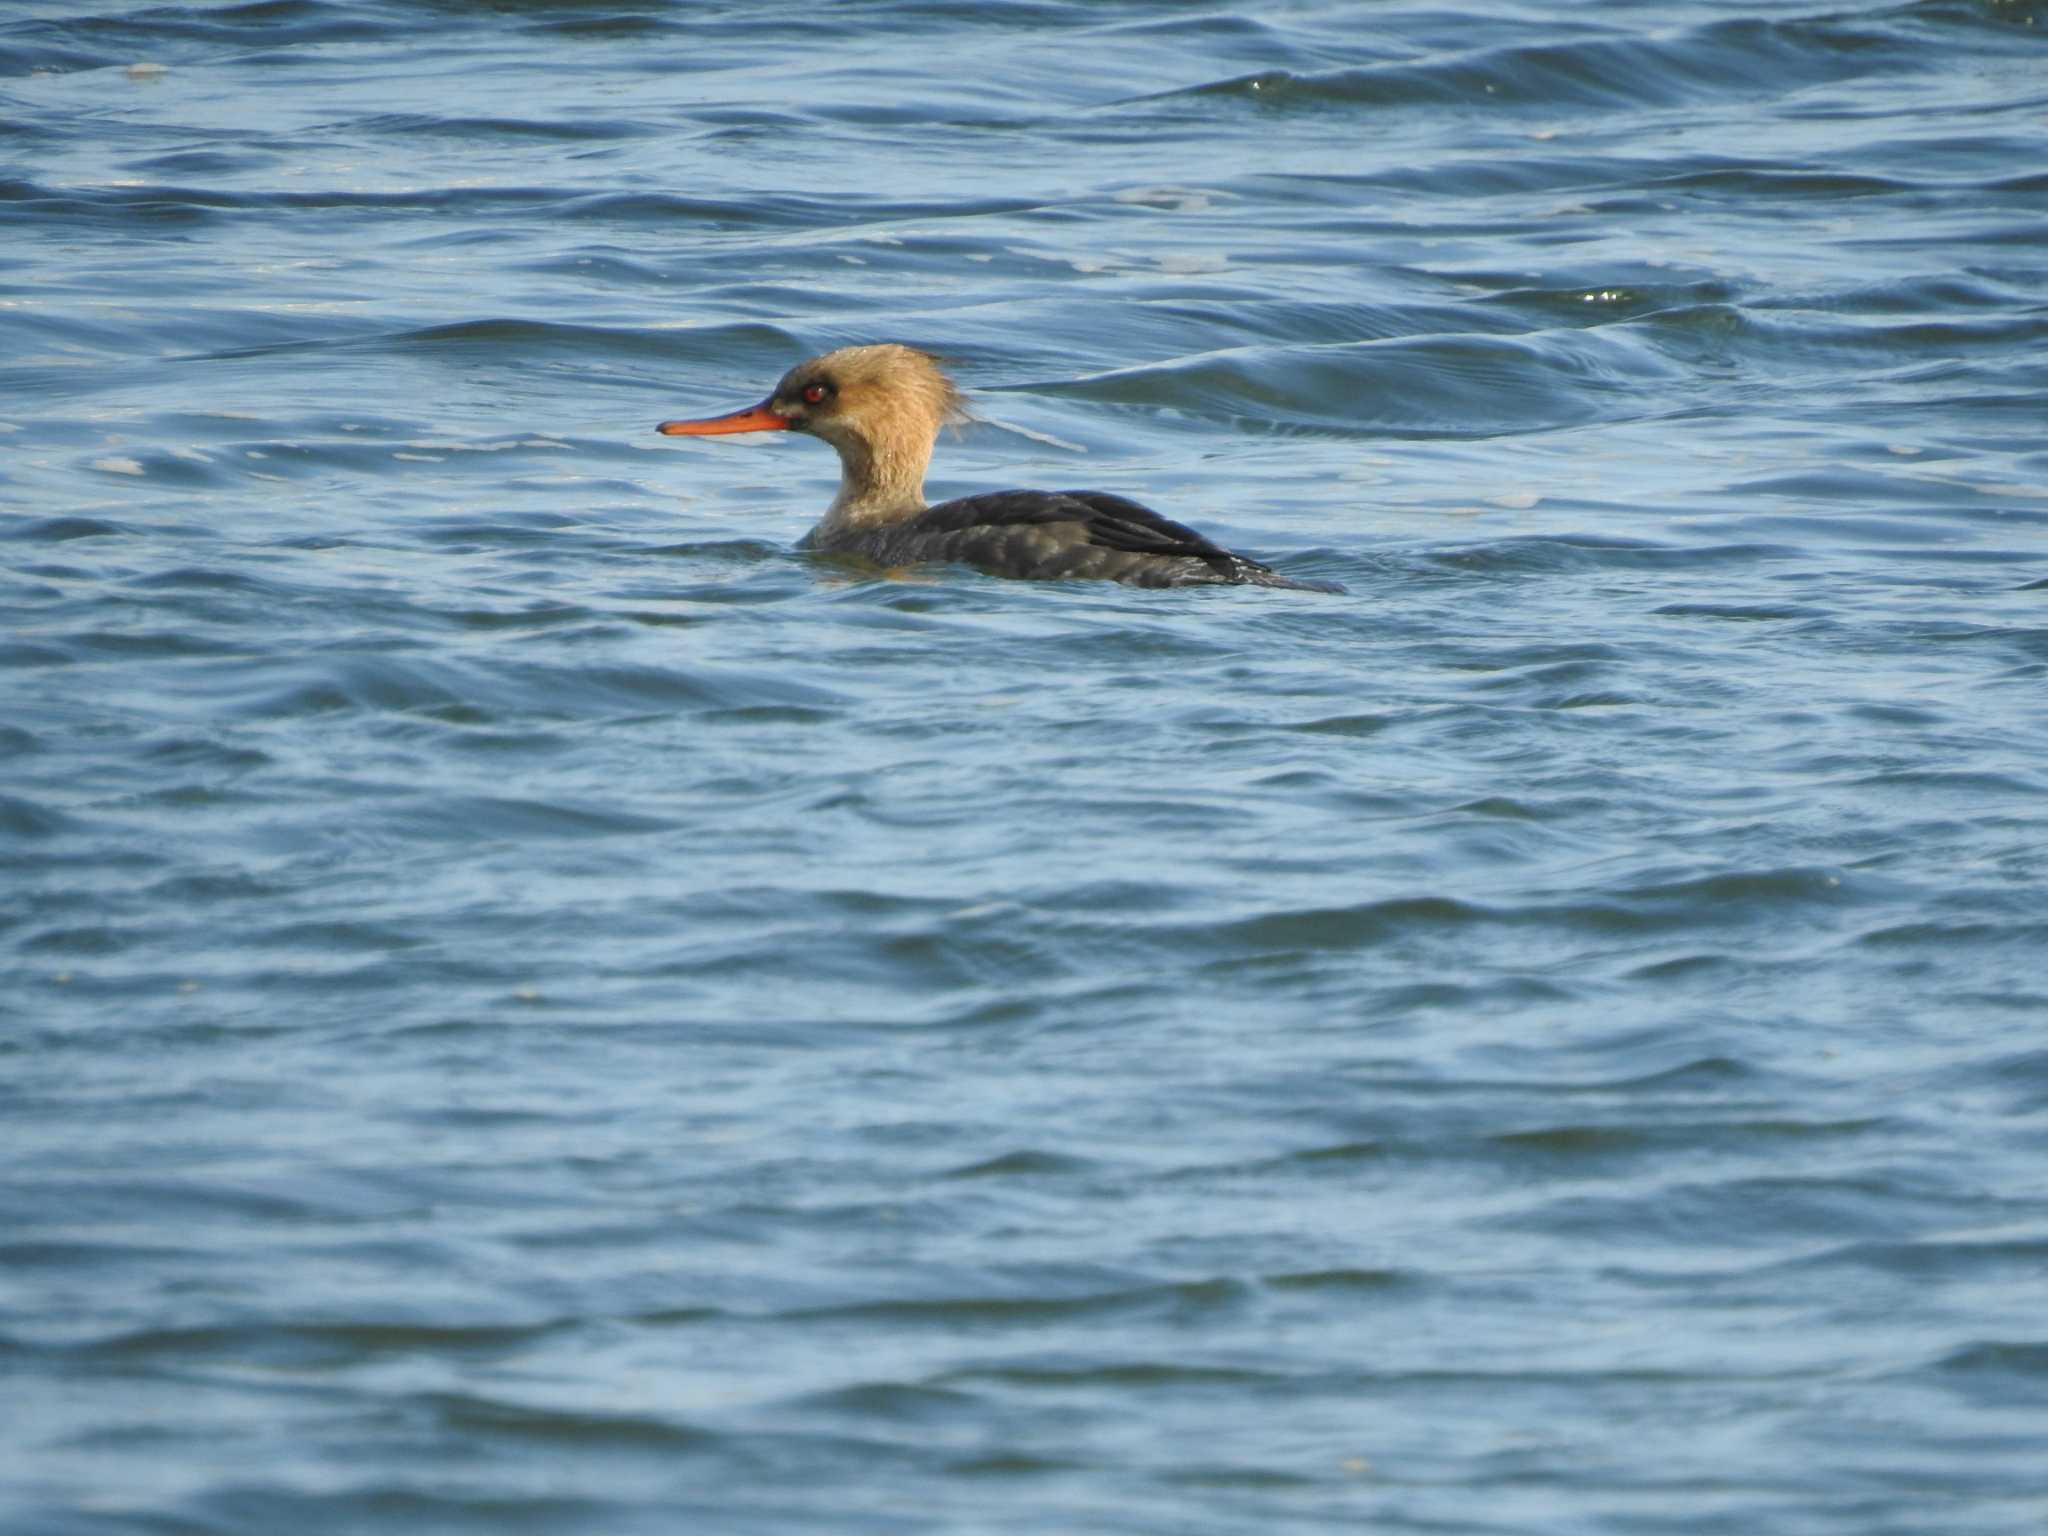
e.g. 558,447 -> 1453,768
656,344 -> 1342,592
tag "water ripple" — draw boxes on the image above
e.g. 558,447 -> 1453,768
5,1 -> 2047,1532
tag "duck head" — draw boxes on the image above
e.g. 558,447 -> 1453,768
658,344 -> 966,525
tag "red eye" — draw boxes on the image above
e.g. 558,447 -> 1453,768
802,383 -> 827,404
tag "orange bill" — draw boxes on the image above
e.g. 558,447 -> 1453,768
656,401 -> 790,436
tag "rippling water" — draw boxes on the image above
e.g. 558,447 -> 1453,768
6,2 -> 2048,1531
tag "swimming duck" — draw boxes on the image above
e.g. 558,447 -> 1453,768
656,344 -> 1341,591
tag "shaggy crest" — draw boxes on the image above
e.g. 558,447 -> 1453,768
764,345 -> 969,526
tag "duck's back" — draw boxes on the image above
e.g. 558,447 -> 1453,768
806,489 -> 1342,591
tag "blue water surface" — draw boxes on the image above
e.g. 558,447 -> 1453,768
4,2 -> 2048,1533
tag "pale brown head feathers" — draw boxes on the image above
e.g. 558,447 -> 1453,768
767,345 -> 966,440
657,344 -> 967,528
783,346 -> 961,523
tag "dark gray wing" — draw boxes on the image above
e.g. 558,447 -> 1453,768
825,489 -> 1342,591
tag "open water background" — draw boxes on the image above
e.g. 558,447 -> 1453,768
6,2 -> 2048,1532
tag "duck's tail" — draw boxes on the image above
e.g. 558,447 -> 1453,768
1233,559 -> 1346,594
